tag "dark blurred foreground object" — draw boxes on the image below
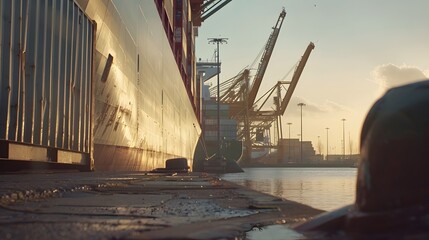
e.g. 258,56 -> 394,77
295,80 -> 429,238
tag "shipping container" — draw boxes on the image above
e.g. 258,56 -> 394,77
0,0 -> 94,170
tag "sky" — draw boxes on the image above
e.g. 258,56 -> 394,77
196,0 -> 429,156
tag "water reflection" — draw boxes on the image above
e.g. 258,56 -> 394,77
245,224 -> 305,240
222,168 -> 357,211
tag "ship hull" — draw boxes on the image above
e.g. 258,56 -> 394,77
80,0 -> 201,171
0,0 -> 201,172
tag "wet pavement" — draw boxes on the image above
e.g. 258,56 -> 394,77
0,171 -> 323,239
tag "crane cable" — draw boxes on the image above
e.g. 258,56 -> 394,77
280,60 -> 299,81
249,44 -> 266,70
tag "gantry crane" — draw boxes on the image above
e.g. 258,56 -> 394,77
279,42 -> 315,115
236,42 -> 315,163
252,42 -> 315,117
249,42 -> 315,144
205,8 -> 314,164
193,0 -> 233,26
247,8 -> 286,109
209,8 -> 286,115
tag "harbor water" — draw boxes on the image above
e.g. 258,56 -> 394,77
222,168 -> 357,239
221,167 -> 357,211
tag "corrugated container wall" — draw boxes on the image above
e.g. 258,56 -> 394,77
0,0 -> 94,166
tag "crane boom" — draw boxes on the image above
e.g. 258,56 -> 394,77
280,42 -> 315,115
220,69 -> 249,102
247,9 -> 286,109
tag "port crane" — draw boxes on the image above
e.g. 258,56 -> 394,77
206,5 -> 284,160
235,42 -> 315,163
253,42 -> 315,117
209,8 -> 286,113
248,42 -> 315,137
205,8 -> 314,163
192,0 -> 233,25
247,8 -> 286,109
200,0 -> 233,22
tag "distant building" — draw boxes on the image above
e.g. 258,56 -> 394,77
277,138 -> 319,163
326,154 -> 360,161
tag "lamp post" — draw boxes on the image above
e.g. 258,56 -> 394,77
208,38 -> 228,160
341,118 -> 346,160
297,103 -> 305,162
287,122 -> 292,160
326,127 -> 329,160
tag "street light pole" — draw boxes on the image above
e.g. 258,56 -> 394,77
326,127 -> 329,160
287,122 -> 292,160
208,38 -> 228,160
297,103 -> 305,162
341,118 -> 346,160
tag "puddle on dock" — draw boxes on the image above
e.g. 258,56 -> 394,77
245,224 -> 305,240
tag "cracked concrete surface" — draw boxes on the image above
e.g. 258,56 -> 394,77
0,171 -> 322,239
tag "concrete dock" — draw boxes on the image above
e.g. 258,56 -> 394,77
0,171 -> 323,239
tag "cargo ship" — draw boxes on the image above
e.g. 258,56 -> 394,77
0,0 -> 216,171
